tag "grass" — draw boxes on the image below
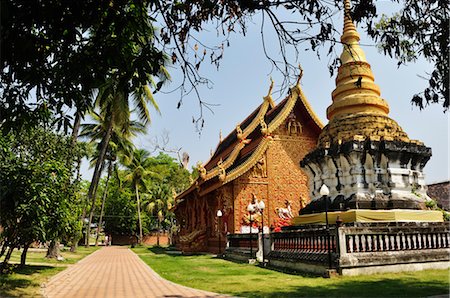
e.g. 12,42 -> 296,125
0,246 -> 99,297
133,246 -> 450,297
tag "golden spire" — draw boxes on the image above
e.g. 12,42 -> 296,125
326,0 -> 389,120
317,0 -> 410,146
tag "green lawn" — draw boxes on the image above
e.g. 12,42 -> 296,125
0,246 -> 99,297
133,246 -> 450,297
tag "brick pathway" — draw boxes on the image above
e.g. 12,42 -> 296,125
43,246 -> 226,298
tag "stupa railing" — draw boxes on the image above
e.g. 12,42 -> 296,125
225,222 -> 450,273
339,222 -> 450,254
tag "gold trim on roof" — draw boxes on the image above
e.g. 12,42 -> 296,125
268,84 -> 301,134
202,142 -> 246,181
200,79 -> 274,181
264,77 -> 275,108
224,136 -> 273,184
177,72 -> 324,200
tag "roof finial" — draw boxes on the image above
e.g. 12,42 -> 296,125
264,78 -> 275,108
342,1 -> 358,42
219,129 -> 223,143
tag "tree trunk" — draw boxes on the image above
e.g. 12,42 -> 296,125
1,246 -> 15,271
71,112 -> 81,147
85,118 -> 113,247
70,241 -> 78,253
95,161 -> 112,247
20,243 -> 30,268
0,240 -> 7,259
135,184 -> 143,245
157,220 -> 160,246
46,240 -> 61,259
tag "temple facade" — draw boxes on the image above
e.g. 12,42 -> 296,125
174,79 -> 323,253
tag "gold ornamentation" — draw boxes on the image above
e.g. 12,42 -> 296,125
287,112 -> 303,135
252,155 -> 267,178
260,117 -> 268,135
317,0 -> 412,147
263,77 -> 275,109
198,164 -> 207,180
236,124 -> 243,140
224,137 -> 272,183
218,159 -> 226,182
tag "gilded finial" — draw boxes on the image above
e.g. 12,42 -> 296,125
260,117 -> 268,135
325,0 -> 389,121
236,124 -> 243,140
219,129 -> 223,143
217,159 -> 226,181
317,0 -> 410,147
263,78 -> 275,108
198,162 -> 207,179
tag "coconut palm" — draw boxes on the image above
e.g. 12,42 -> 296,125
122,149 -> 161,244
144,183 -> 175,246
81,101 -> 151,247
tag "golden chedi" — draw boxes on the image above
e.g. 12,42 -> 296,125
318,0 -> 409,147
300,0 -> 432,214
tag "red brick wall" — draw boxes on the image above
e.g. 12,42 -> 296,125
427,181 -> 450,210
232,118 -> 319,232
111,233 -> 169,246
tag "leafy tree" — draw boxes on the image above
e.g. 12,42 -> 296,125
80,75 -> 162,246
2,1 -> 446,137
0,127 -> 81,269
122,149 -> 161,244
154,0 -> 448,114
1,0 -> 168,132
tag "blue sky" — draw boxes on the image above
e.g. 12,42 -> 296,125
80,2 -> 449,184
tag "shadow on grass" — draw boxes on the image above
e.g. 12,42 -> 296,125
238,278 -> 449,298
0,265 -> 54,297
148,246 -> 187,257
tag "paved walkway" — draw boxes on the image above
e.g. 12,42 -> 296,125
43,246 -> 226,298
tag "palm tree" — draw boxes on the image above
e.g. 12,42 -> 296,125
123,149 -> 161,244
81,105 -> 150,247
144,183 -> 174,246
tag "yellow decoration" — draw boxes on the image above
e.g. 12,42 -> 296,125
318,0 -> 411,147
292,209 -> 444,225
263,77 -> 275,109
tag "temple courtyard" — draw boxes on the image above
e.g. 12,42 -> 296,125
1,245 -> 448,297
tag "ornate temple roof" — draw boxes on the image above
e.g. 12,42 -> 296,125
175,74 -> 323,202
318,0 -> 415,147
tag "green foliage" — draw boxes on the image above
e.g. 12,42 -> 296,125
2,0 -> 445,136
1,0 -> 168,132
425,199 -> 438,209
103,172 -> 138,236
0,127 -> 83,265
103,152 -> 191,236
425,198 -> 450,222
370,2 -> 448,110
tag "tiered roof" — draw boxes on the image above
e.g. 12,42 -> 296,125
176,74 -> 323,203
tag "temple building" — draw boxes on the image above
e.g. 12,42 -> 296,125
225,0 -> 448,276
174,78 -> 323,253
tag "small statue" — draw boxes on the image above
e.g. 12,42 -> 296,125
276,200 -> 293,219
